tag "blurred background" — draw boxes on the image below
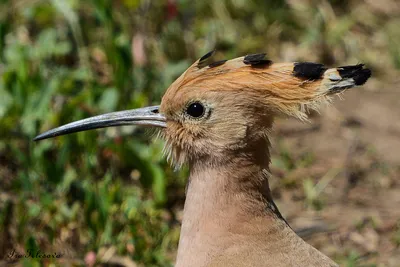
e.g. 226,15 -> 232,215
0,0 -> 399,266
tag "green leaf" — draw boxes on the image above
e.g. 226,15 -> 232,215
0,81 -> 13,117
151,165 -> 166,204
99,87 -> 119,112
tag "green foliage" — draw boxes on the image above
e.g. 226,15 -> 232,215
0,0 -> 398,266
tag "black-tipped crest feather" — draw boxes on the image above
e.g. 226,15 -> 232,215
199,50 -> 215,62
293,62 -> 327,79
243,53 -> 273,66
198,50 -> 216,68
337,64 -> 371,85
208,60 -> 227,68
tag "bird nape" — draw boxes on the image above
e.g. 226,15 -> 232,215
35,51 -> 371,267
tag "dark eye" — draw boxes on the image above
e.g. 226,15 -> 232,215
186,102 -> 205,118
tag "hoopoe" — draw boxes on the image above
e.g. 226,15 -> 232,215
35,51 -> 371,267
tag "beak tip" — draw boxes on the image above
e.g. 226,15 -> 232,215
33,132 -> 55,141
33,134 -> 45,142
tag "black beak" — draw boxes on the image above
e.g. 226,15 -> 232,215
33,105 -> 166,141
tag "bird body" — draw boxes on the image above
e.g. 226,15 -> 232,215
35,51 -> 371,267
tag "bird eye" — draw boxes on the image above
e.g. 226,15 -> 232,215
186,102 -> 205,118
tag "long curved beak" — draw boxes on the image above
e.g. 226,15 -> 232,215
33,105 -> 166,141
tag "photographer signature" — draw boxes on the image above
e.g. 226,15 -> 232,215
6,249 -> 64,261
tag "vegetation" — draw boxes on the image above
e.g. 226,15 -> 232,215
0,0 -> 399,266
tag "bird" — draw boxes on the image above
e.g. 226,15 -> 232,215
34,51 -> 371,267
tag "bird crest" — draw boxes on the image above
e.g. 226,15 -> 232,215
161,51 -> 370,120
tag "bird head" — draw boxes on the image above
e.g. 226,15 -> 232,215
35,51 -> 371,167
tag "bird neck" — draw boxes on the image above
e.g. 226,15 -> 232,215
175,139 -> 290,266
